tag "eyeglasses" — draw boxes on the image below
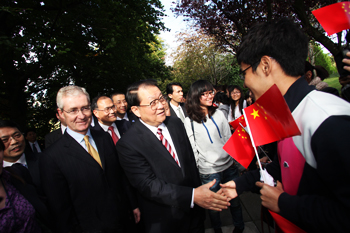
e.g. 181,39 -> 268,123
95,105 -> 117,113
232,92 -> 241,95
1,132 -> 23,144
201,91 -> 215,97
63,105 -> 91,115
139,95 -> 166,110
239,65 -> 252,80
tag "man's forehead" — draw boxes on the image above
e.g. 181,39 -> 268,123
62,94 -> 89,108
97,97 -> 113,107
139,86 -> 161,101
0,127 -> 20,136
113,94 -> 125,100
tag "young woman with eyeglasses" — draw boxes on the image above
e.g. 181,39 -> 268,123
184,80 -> 244,233
228,85 -> 247,123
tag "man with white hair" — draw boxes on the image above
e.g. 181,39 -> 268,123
40,85 -> 128,233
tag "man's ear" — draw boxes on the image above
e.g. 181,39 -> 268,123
57,108 -> 65,120
260,56 -> 273,76
305,70 -> 312,82
131,106 -> 141,118
93,110 -> 99,119
168,93 -> 173,100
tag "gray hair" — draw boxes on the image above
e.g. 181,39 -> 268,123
56,85 -> 90,109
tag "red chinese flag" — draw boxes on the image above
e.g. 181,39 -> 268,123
244,84 -> 300,147
268,210 -> 306,233
223,126 -> 255,169
229,115 -> 246,130
312,2 -> 350,36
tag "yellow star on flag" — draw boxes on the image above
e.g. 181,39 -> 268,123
251,109 -> 260,119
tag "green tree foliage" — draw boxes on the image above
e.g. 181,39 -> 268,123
0,0 -> 169,135
174,0 -> 343,57
311,43 -> 338,76
164,28 -> 241,93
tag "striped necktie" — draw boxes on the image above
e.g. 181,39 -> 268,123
157,128 -> 180,166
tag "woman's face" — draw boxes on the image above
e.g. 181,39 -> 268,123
231,88 -> 241,101
199,90 -> 214,108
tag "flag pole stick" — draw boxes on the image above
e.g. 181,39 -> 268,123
242,110 -> 266,182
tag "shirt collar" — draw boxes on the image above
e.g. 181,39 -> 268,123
66,127 -> 92,144
98,121 -> 117,132
284,76 -> 315,112
3,153 -> 27,167
139,119 -> 165,136
169,101 -> 181,110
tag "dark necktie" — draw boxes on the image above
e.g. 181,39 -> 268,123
32,143 -> 38,153
157,128 -> 180,166
108,126 -> 119,145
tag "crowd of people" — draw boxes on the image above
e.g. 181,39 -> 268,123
1,18 -> 350,233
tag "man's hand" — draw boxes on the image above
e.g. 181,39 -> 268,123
133,208 -> 141,224
194,179 -> 230,211
219,181 -> 238,201
255,181 -> 284,213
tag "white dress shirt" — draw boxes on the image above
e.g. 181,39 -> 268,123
28,141 -> 42,153
98,122 -> 121,139
169,102 -> 185,120
3,153 -> 27,167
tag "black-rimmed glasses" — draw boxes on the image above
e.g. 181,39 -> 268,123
139,95 -> 166,110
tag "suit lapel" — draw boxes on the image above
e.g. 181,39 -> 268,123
62,132 -> 102,169
135,120 -> 181,170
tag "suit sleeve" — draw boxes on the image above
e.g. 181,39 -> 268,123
117,140 -> 193,211
40,151 -> 78,232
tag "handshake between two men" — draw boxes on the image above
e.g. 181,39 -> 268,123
193,179 -> 285,214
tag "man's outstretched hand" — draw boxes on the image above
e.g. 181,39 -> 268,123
256,180 -> 284,213
219,181 -> 238,201
194,179 -> 230,211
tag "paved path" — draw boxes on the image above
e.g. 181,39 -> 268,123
205,192 -> 274,233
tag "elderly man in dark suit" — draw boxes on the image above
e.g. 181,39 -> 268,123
40,86 -> 128,233
116,80 -> 229,233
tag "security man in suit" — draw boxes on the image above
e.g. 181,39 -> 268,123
116,80 -> 230,233
166,82 -> 187,122
40,86 -> 128,233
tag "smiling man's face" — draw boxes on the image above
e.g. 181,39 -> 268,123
0,127 -> 25,163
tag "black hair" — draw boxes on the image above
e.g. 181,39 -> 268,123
237,18 -> 308,77
126,79 -> 159,107
315,65 -> 329,81
0,120 -> 22,132
91,95 -> 110,110
24,128 -> 36,137
110,91 -> 125,100
228,85 -> 245,119
186,80 -> 216,123
305,61 -> 315,79
214,92 -> 230,105
166,82 -> 182,95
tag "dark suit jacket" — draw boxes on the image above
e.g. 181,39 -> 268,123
45,128 -> 63,149
26,140 -> 43,153
127,111 -> 139,124
116,116 -> 205,233
40,129 -> 128,233
6,164 -> 53,231
169,102 -> 188,119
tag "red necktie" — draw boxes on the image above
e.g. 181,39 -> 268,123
157,128 -> 180,166
108,126 -> 119,145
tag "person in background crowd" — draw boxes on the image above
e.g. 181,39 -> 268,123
0,136 -> 52,232
227,85 -> 247,123
245,90 -> 254,106
184,80 -> 244,233
25,128 -> 42,153
0,120 -> 42,191
213,92 -> 230,120
304,61 -> 329,90
166,82 -> 187,122
111,92 -> 129,121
